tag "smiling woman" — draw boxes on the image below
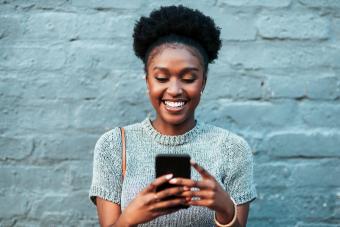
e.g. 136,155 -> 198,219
89,5 -> 256,227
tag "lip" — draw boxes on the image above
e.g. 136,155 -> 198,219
162,99 -> 188,102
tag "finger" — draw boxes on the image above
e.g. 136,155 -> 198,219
190,160 -> 213,178
169,178 -> 215,190
188,198 -> 215,208
144,192 -> 161,205
156,186 -> 190,200
150,198 -> 188,211
180,190 -> 214,200
142,174 -> 173,194
169,178 -> 198,187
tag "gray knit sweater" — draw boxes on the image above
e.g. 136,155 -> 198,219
89,118 -> 256,226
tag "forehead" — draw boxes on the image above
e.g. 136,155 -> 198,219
147,44 -> 202,70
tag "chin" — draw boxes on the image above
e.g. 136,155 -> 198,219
159,112 -> 192,126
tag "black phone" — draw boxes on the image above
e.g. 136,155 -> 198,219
155,154 -> 191,209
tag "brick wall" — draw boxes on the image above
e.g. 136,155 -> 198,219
0,0 -> 339,226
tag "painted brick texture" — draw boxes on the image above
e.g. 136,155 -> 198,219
0,0 -> 339,226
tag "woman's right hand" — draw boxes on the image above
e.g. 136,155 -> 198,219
118,173 -> 190,226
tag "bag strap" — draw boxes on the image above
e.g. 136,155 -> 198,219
119,127 -> 126,179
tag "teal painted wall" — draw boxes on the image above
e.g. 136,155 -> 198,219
1,0 -> 340,226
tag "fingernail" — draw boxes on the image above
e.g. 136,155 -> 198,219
190,159 -> 196,165
165,174 -> 173,179
169,178 -> 177,183
183,186 -> 190,191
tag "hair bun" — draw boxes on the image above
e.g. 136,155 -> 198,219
133,5 -> 222,64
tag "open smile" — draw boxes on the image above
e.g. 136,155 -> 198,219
162,100 -> 188,112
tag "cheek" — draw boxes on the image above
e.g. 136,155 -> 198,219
148,82 -> 164,101
185,84 -> 203,98
186,84 -> 203,109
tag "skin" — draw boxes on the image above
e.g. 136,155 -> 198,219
96,44 -> 251,227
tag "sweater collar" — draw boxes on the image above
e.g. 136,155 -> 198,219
141,118 -> 201,146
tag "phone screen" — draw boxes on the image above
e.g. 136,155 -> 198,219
155,154 -> 191,209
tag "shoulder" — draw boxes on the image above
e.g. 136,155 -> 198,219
94,120 -> 144,150
121,121 -> 143,133
95,128 -> 120,150
200,122 -> 252,156
200,122 -> 249,145
198,122 -> 229,140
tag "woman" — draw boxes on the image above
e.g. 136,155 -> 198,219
89,5 -> 256,227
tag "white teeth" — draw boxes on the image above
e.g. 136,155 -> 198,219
164,101 -> 185,108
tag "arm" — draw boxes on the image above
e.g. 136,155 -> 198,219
218,135 -> 256,226
96,197 -> 121,227
170,160 -> 254,227
96,197 -> 136,227
90,130 -> 129,226
215,202 -> 249,227
237,203 -> 250,227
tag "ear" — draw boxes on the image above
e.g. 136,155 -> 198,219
144,64 -> 149,85
201,76 -> 207,93
145,74 -> 150,90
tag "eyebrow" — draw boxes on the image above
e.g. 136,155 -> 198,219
152,66 -> 199,74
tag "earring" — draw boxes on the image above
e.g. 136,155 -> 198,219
200,90 -> 203,95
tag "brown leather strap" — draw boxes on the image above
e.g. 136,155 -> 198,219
120,127 -> 126,179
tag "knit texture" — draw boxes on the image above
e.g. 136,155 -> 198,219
89,118 -> 257,226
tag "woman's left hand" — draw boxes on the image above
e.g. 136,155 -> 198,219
168,160 -> 235,222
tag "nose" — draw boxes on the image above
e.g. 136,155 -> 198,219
166,79 -> 183,96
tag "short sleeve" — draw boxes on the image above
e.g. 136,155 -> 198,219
89,128 -> 123,205
223,135 -> 257,205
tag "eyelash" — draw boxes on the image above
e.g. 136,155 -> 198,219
155,77 -> 168,83
182,78 -> 195,83
155,76 -> 196,83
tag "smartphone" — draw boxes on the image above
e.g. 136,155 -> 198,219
155,154 -> 191,209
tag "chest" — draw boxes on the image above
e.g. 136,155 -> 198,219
120,137 -> 228,208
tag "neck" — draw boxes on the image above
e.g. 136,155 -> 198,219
151,116 -> 196,136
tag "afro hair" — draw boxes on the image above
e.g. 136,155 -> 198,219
133,5 -> 222,64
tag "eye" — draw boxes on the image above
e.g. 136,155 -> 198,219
182,79 -> 195,83
181,74 -> 197,83
155,75 -> 169,83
